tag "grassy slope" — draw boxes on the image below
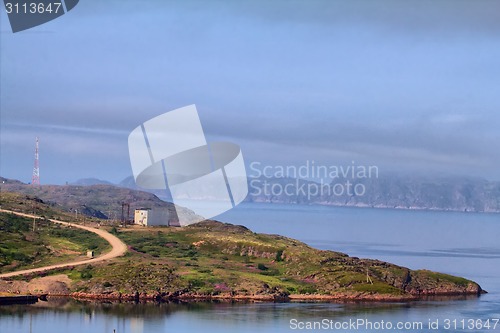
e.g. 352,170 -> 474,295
0,181 -> 199,223
66,222 -> 481,299
0,191 -> 98,224
0,193 -> 110,273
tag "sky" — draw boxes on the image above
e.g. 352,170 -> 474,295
1,0 -> 500,184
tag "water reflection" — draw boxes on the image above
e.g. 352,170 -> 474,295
0,295 -> 486,319
0,295 -> 497,333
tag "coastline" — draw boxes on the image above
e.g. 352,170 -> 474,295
0,286 -> 488,306
67,288 -> 485,304
246,200 -> 500,214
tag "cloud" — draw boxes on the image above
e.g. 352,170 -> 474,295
204,0 -> 500,36
203,108 -> 500,178
1,0 -> 499,183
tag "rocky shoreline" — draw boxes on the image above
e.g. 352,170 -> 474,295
69,286 -> 485,304
0,273 -> 485,304
0,286 -> 486,306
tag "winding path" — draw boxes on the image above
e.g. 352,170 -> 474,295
0,209 -> 127,278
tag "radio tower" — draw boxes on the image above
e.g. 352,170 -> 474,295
32,137 -> 40,185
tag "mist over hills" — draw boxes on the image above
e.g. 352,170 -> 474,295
246,175 -> 500,213
117,174 -> 500,213
70,178 -> 114,186
2,173 -> 498,218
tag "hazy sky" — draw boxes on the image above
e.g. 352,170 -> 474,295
1,0 -> 500,184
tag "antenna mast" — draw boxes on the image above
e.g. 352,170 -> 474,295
32,137 -> 40,185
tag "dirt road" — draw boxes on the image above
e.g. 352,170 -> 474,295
0,209 -> 127,278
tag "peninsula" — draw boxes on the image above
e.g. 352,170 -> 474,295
0,187 -> 484,303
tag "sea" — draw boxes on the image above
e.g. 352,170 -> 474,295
1,203 -> 499,333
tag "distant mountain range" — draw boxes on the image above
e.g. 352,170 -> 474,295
118,174 -> 500,213
245,175 -> 500,213
70,178 -> 114,186
2,174 -> 499,215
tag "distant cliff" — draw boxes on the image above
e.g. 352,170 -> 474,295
4,174 -> 498,215
118,174 -> 500,213
246,175 -> 500,213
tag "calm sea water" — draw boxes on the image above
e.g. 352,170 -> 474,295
1,203 -> 499,333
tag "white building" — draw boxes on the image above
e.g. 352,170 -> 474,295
134,208 -> 170,226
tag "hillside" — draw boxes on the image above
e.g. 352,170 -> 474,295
0,189 -> 484,301
0,193 -> 110,274
65,221 -> 482,301
0,177 -> 200,224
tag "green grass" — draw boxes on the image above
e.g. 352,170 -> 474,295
0,192 -> 82,222
0,212 -> 110,273
353,282 -> 403,295
98,224 -> 360,296
417,270 -> 471,287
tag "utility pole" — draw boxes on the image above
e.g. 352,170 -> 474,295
0,180 -> 4,207
32,200 -> 36,232
121,202 -> 130,225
